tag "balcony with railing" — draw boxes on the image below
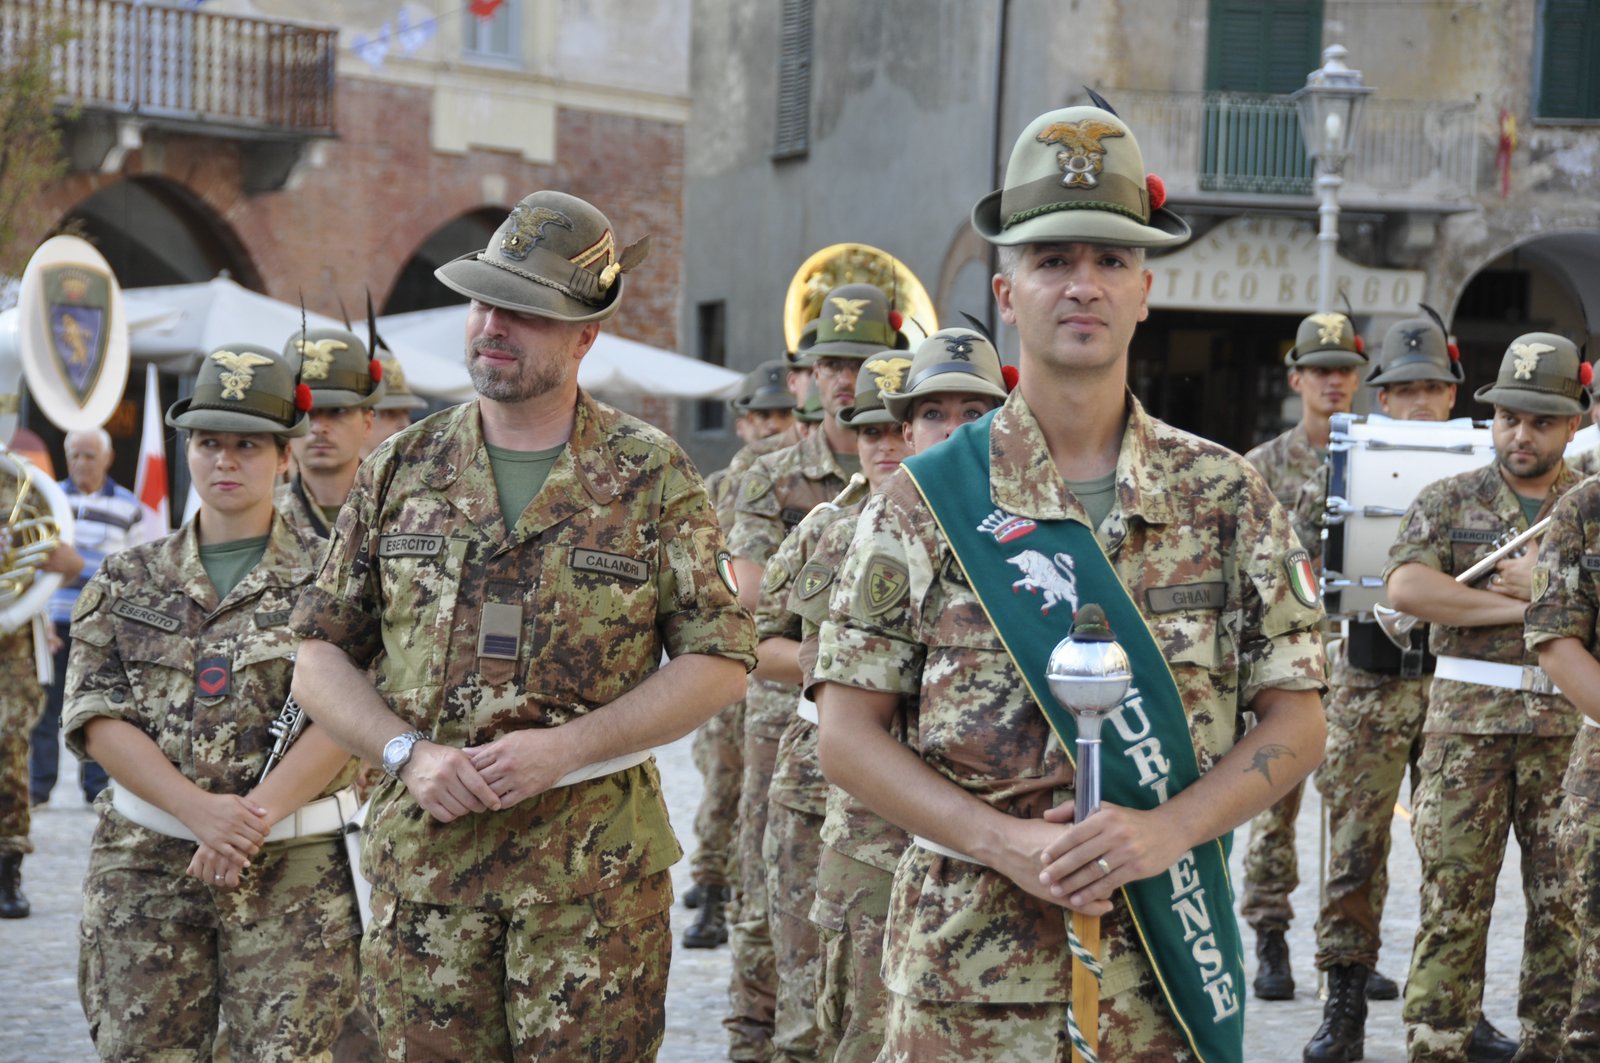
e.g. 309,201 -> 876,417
2,0 -> 337,138
1113,90 -> 1480,209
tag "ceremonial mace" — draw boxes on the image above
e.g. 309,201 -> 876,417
1046,604 -> 1133,1063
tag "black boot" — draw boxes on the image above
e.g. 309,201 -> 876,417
1254,928 -> 1296,1000
681,884 -> 727,948
1466,1016 -> 1518,1062
1303,964 -> 1368,1062
1364,966 -> 1399,1000
0,853 -> 29,919
682,881 -> 703,909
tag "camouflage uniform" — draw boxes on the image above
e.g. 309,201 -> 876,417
1569,444 -> 1600,480
1387,460 -> 1581,1060
274,476 -> 338,543
290,393 -> 755,1061
63,515 -> 361,1062
0,624 -> 43,858
815,392 -> 1325,1058
1240,422 -> 1327,935
725,425 -> 849,1059
1524,476 -> 1600,1059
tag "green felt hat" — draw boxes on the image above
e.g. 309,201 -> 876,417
837,355 -> 903,428
166,344 -> 309,437
1286,312 -> 1368,369
807,283 -> 909,359
1365,313 -> 1466,387
283,327 -> 386,409
882,327 -> 1008,421
1475,332 -> 1591,415
733,360 -> 796,413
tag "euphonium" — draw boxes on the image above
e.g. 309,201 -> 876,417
0,443 -> 74,633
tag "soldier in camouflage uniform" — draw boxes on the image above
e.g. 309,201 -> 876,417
800,329 -> 1008,1062
1528,450 -> 1600,1061
274,325 -> 385,543
1241,309 -> 1366,1001
755,356 -> 911,1063
724,283 -> 903,1061
814,103 -> 1328,1062
64,342 -> 362,1060
1386,332 -> 1588,1062
363,349 -> 429,458
289,191 -> 756,1061
685,360 -> 798,950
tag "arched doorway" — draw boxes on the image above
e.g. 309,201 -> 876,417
54,177 -> 262,290
382,209 -> 503,314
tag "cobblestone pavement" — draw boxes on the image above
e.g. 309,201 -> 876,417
2,730 -> 1529,1062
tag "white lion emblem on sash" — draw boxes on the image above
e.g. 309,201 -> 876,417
1007,550 -> 1078,615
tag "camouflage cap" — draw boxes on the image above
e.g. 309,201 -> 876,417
434,191 -> 649,323
1474,332 -> 1592,415
732,360 -> 796,413
373,350 -> 428,410
972,104 -> 1190,249
795,380 -> 824,424
1286,312 -> 1367,369
807,283 -> 910,359
165,343 -> 309,437
882,327 -> 1008,421
283,327 -> 386,409
1365,313 -> 1466,387
787,317 -> 821,369
837,355 -> 903,428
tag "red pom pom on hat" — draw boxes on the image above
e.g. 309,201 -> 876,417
1582,362 -> 1594,388
294,383 -> 313,413
1146,174 -> 1166,211
1448,342 -> 1461,363
1354,335 -> 1365,355
887,309 -> 904,331
369,358 -> 383,384
1001,365 -> 1020,392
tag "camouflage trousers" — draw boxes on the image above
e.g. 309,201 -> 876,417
362,870 -> 672,1062
79,821 -> 359,1063
1557,791 -> 1600,1061
765,797 -> 828,1063
0,633 -> 43,857
728,725 -> 782,1060
1240,779 -> 1304,931
1403,731 -> 1576,1062
691,699 -> 744,890
878,978 -> 1198,1062
810,845 -> 894,1063
1312,673 -> 1428,971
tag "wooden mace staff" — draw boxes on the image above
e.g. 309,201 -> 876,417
1047,604 -> 1133,1063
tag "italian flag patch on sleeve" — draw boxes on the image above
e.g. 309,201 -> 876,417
1284,548 -> 1319,607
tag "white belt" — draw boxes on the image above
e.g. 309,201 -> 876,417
913,835 -> 983,865
1434,656 -> 1562,696
796,695 -> 818,725
552,748 -> 655,788
112,785 -> 359,843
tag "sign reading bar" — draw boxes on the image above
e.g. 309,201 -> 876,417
1147,217 -> 1425,315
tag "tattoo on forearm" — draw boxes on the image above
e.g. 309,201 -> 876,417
1245,744 -> 1293,786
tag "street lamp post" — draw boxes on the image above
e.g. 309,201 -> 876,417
1292,44 -> 1374,313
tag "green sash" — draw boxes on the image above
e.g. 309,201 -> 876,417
901,413 -> 1245,1063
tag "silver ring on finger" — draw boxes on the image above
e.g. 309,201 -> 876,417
1096,857 -> 1112,877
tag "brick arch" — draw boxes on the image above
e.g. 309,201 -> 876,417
377,204 -> 508,314
52,174 -> 263,290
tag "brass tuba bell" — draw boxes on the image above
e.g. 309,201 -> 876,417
0,444 -> 74,633
782,243 -> 939,352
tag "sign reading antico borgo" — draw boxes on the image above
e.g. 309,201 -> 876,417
1146,216 -> 1426,315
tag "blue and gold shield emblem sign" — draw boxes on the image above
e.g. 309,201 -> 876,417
42,265 -> 111,405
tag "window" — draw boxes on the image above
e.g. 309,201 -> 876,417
1537,0 -> 1600,119
1201,0 -> 1323,193
695,301 -> 727,432
464,0 -> 517,63
772,0 -> 814,160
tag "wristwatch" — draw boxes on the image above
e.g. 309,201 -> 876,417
381,730 -> 427,780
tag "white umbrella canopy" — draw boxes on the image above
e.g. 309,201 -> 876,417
120,276 -> 351,371
377,303 -> 743,400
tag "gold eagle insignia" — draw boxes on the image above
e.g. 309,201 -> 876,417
210,351 -> 275,401
1308,313 -> 1347,347
864,356 -> 914,394
1511,341 -> 1555,380
830,297 -> 871,333
1035,119 -> 1125,188
294,337 -> 347,381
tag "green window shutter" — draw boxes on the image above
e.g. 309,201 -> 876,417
773,0 -> 814,159
1206,0 -> 1323,93
1538,0 -> 1600,119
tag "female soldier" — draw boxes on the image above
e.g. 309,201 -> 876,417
64,343 -> 361,1062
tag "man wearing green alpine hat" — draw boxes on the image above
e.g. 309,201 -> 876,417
1240,309 -> 1367,1003
362,349 -> 430,458
1387,332 -> 1587,1062
288,189 -> 756,1061
815,100 -> 1327,1061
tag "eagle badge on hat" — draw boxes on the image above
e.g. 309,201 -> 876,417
500,205 -> 575,262
212,350 -> 274,401
1037,118 -> 1125,188
295,337 -> 347,381
945,336 -> 975,360
1512,341 -> 1554,380
863,357 -> 913,393
1309,313 -> 1346,346
831,297 -> 869,333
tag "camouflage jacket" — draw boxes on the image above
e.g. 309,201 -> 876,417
728,424 -> 850,567
714,423 -> 804,531
1386,460 -> 1580,735
272,475 -> 337,543
63,514 -> 351,800
1525,477 -> 1600,796
814,390 -> 1325,1005
1569,445 -> 1600,481
1244,421 -> 1328,564
290,392 -> 756,908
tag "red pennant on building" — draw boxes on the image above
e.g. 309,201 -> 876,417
469,0 -> 504,18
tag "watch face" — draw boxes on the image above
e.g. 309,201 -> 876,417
383,733 -> 412,771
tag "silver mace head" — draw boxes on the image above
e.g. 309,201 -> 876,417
1046,604 -> 1132,821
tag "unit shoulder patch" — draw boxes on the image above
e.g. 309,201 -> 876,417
796,560 -> 834,601
859,555 -> 910,617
